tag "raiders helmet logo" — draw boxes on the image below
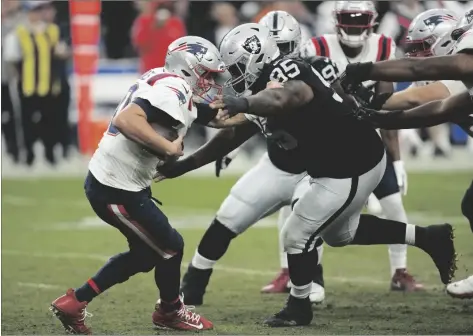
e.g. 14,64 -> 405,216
243,35 -> 262,54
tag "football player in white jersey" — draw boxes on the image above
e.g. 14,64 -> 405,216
300,0 -> 423,291
48,36 -> 228,333
341,8 -> 473,300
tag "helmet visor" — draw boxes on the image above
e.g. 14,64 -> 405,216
405,36 -> 436,57
336,12 -> 374,35
227,60 -> 248,95
277,41 -> 296,55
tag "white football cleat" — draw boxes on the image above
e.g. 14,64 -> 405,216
446,275 -> 473,299
309,282 -> 325,304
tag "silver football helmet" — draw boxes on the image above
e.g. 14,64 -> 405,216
334,1 -> 377,48
258,10 -> 302,57
219,23 -> 280,96
165,36 -> 226,102
451,8 -> 473,41
405,9 -> 459,57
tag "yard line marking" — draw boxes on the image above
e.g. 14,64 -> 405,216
3,250 -> 441,290
17,282 -> 62,290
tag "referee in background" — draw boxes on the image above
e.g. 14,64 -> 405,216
3,0 -> 65,166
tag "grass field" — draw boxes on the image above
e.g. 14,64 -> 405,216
2,171 -> 473,335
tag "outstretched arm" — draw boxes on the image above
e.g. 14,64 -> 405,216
374,91 -> 472,130
355,53 -> 473,82
213,80 -> 314,118
157,122 -> 259,178
245,80 -> 314,116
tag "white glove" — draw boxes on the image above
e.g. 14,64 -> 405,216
393,160 -> 408,196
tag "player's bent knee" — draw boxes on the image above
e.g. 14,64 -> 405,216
168,229 -> 184,254
216,194 -> 263,235
281,223 -> 305,254
322,231 -> 353,247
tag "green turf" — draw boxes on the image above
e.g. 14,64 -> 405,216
2,172 -> 473,334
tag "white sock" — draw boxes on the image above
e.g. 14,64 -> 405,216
290,283 -> 311,299
191,250 -> 216,270
380,194 -> 408,275
405,224 -> 416,246
277,206 -> 292,269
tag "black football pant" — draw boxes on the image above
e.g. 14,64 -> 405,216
462,179 -> 473,233
18,89 -> 58,165
1,83 -> 19,162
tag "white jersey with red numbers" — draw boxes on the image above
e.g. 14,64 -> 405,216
89,67 -> 196,192
300,33 -> 397,89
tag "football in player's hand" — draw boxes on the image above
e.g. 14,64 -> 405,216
146,122 -> 183,166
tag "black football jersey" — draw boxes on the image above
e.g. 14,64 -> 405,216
250,56 -> 385,178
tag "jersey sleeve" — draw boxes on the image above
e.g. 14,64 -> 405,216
440,80 -> 468,96
299,39 -> 317,59
303,55 -> 340,84
135,77 -> 195,126
376,35 -> 395,61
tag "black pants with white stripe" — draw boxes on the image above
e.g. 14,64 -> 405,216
84,171 -> 183,259
281,153 -> 387,254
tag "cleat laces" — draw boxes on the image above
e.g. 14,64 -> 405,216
176,304 -> 201,325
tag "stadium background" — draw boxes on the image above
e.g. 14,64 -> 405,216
2,0 -> 472,334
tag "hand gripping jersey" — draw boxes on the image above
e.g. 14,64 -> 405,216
245,56 -> 385,178
89,67 -> 197,191
300,33 -> 396,89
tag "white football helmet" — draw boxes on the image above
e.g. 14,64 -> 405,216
258,10 -> 302,57
334,1 -> 377,48
405,9 -> 459,57
165,36 -> 226,102
219,23 -> 280,96
451,8 -> 473,41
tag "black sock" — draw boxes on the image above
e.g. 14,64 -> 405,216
75,251 -> 147,303
351,214 -> 407,245
351,214 -> 429,248
288,246 -> 319,287
196,219 -> 237,261
155,250 -> 184,307
461,180 -> 473,232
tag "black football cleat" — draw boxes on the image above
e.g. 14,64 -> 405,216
263,295 -> 313,327
180,264 -> 213,306
421,224 -> 457,284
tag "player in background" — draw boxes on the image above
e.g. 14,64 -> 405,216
49,36 -> 228,334
299,0 -> 422,291
341,9 -> 473,299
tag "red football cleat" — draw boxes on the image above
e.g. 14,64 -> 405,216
50,289 -> 92,334
152,298 -> 213,331
261,268 -> 290,294
390,269 -> 424,292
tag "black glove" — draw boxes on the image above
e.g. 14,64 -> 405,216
156,158 -> 197,179
340,62 -> 374,94
456,114 -> 473,137
354,106 -> 404,127
222,95 -> 249,118
215,156 -> 233,177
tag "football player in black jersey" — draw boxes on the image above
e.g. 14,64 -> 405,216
209,23 -> 456,326
156,14 -> 341,307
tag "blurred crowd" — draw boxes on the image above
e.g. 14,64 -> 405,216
2,0 -> 473,167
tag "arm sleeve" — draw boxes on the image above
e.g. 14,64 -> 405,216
194,103 -> 218,125
132,97 -> 181,127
